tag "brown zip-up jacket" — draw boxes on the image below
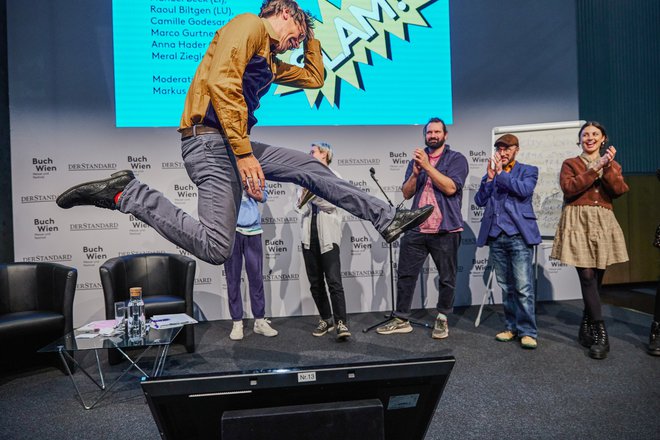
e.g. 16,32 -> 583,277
179,13 -> 324,156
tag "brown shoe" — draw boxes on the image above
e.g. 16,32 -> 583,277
520,336 -> 538,349
495,330 -> 516,342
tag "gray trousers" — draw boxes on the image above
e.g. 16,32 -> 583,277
119,134 -> 395,265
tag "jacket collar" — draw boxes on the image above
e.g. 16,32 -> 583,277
262,18 -> 279,45
503,160 -> 517,173
424,144 -> 451,158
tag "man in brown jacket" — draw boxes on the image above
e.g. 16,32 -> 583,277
56,0 -> 433,264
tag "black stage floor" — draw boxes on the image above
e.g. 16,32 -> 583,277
1,299 -> 658,439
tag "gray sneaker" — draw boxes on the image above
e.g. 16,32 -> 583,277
253,318 -> 278,337
336,320 -> 351,340
312,319 -> 335,337
376,318 -> 412,335
432,313 -> 449,339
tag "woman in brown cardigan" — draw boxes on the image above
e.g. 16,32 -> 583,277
551,121 -> 629,360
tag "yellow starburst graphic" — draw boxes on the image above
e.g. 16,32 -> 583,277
274,0 -> 437,107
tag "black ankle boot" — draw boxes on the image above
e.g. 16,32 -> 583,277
589,320 -> 610,360
648,321 -> 660,356
578,311 -> 594,347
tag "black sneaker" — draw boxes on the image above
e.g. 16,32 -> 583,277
381,205 -> 434,243
56,170 -> 135,210
312,319 -> 334,337
336,320 -> 351,340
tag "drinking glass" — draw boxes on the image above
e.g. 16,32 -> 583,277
114,301 -> 127,330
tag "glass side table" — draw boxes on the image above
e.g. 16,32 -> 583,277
39,325 -> 183,410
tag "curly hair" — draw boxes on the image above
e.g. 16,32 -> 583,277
423,117 -> 448,135
259,0 -> 315,35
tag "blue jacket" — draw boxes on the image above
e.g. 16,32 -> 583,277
474,162 -> 542,246
405,145 -> 468,232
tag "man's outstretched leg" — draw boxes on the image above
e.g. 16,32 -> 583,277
56,134 -> 240,265
56,137 -> 432,264
252,142 -> 433,243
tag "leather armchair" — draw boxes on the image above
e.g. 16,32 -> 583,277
0,262 -> 77,373
99,253 -> 196,364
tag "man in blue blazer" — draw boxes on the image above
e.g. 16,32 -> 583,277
475,134 -> 542,349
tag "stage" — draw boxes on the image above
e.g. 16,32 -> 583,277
1,300 -> 658,439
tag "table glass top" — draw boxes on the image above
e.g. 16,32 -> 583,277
38,326 -> 183,353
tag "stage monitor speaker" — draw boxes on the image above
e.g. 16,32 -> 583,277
141,355 -> 455,440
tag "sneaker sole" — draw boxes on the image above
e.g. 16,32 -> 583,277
376,327 -> 413,335
496,336 -> 516,342
337,332 -> 351,340
312,326 -> 335,337
432,332 -> 449,339
383,206 -> 434,243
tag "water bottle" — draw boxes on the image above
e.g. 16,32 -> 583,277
127,286 -> 146,341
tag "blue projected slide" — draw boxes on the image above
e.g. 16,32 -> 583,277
112,0 -> 452,127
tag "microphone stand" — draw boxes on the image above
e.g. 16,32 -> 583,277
363,170 -> 431,333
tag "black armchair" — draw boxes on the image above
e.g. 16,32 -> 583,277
99,253 -> 196,364
0,262 -> 77,373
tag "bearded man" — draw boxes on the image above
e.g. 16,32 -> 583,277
376,117 -> 468,340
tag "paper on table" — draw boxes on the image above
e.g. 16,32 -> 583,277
150,313 -> 198,328
75,333 -> 99,339
78,319 -> 118,332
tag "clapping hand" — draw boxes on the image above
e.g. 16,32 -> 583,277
596,146 -> 616,170
413,148 -> 430,171
487,152 -> 502,180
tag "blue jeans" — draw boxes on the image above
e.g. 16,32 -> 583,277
119,134 -> 395,265
488,234 -> 537,338
395,230 -> 461,316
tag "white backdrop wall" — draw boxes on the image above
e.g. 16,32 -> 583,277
8,0 -> 581,326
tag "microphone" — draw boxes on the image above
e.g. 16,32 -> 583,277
369,167 -> 376,176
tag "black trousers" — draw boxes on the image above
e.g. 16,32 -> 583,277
395,230 -> 461,316
302,215 -> 347,323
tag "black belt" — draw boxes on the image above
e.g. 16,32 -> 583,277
180,125 -> 221,140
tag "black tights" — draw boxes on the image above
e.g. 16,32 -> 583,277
576,267 -> 605,321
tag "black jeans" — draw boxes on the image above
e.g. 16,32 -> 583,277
395,230 -> 461,316
302,216 -> 347,323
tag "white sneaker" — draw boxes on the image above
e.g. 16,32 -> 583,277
254,318 -> 278,337
229,321 -> 244,340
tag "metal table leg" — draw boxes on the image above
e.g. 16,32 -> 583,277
58,344 -> 157,410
